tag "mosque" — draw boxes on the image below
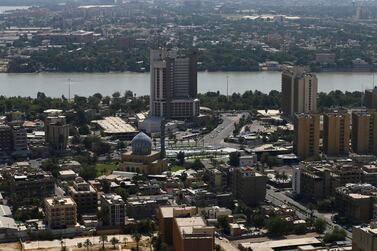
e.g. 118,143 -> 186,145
121,132 -> 167,175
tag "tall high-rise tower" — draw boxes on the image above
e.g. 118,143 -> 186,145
150,48 -> 199,120
293,113 -> 320,160
281,66 -> 318,117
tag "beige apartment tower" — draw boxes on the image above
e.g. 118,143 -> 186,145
293,113 -> 320,160
352,110 -> 377,155
281,66 -> 318,117
323,109 -> 350,157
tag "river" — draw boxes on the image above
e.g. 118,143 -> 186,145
0,6 -> 30,14
0,71 -> 375,98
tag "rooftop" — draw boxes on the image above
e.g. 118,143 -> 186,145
93,117 -> 136,134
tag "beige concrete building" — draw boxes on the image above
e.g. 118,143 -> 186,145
44,110 -> 69,153
323,109 -> 350,157
353,224 -> 377,251
68,177 -> 97,216
335,183 -> 377,224
352,110 -> 377,155
231,167 -> 267,206
293,113 -> 320,160
172,216 -> 215,251
44,196 -> 77,229
281,66 -> 318,117
158,206 -> 198,245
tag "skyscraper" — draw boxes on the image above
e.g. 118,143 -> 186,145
293,113 -> 320,160
323,109 -> 350,157
150,48 -> 199,119
281,66 -> 318,117
352,109 -> 377,155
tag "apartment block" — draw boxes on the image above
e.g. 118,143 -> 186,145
281,66 -> 317,117
335,183 -> 377,224
352,110 -> 377,155
231,167 -> 267,206
158,206 -> 197,245
293,113 -> 320,160
100,194 -> 125,226
353,223 -> 377,251
68,177 -> 97,216
323,109 -> 350,157
45,196 -> 77,229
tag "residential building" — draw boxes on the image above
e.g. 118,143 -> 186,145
352,110 -> 377,155
158,206 -> 197,245
68,177 -> 98,216
353,223 -> 377,251
45,196 -> 77,229
293,113 -> 320,160
365,87 -> 377,109
281,66 -> 317,117
173,216 -> 215,251
323,109 -> 350,157
10,172 -> 55,202
11,126 -> 28,156
0,124 -> 13,154
149,48 -> 199,119
231,167 -> 267,206
335,183 -> 377,224
100,194 -> 125,226
126,199 -> 157,220
44,110 -> 69,153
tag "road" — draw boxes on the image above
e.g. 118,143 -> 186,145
201,113 -> 244,147
266,188 -> 352,239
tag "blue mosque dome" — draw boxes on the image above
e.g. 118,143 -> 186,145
132,132 -> 152,155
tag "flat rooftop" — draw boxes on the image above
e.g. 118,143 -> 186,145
45,197 -> 76,206
240,237 -> 321,251
93,117 -> 136,134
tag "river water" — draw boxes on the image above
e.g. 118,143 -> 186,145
0,71 -> 375,98
0,6 -> 30,14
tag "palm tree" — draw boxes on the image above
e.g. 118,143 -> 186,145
99,235 -> 108,251
83,239 -> 92,251
110,237 -> 119,249
132,232 -> 142,251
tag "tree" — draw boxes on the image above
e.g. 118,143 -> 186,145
229,151 -> 240,167
177,151 -> 185,165
83,239 -> 92,251
99,235 -> 107,251
252,213 -> 266,228
79,125 -> 90,135
215,244 -> 222,251
132,232 -> 142,251
217,215 -> 230,235
323,226 -> 347,243
110,237 -> 119,249
313,218 -> 327,234
151,234 -> 165,251
266,217 -> 288,236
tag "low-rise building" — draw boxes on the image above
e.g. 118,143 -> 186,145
92,116 -> 138,140
335,183 -> 377,224
44,196 -> 77,229
353,223 -> 377,251
68,177 -> 97,216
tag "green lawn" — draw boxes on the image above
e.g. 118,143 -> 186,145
170,166 -> 185,172
96,163 -> 119,177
